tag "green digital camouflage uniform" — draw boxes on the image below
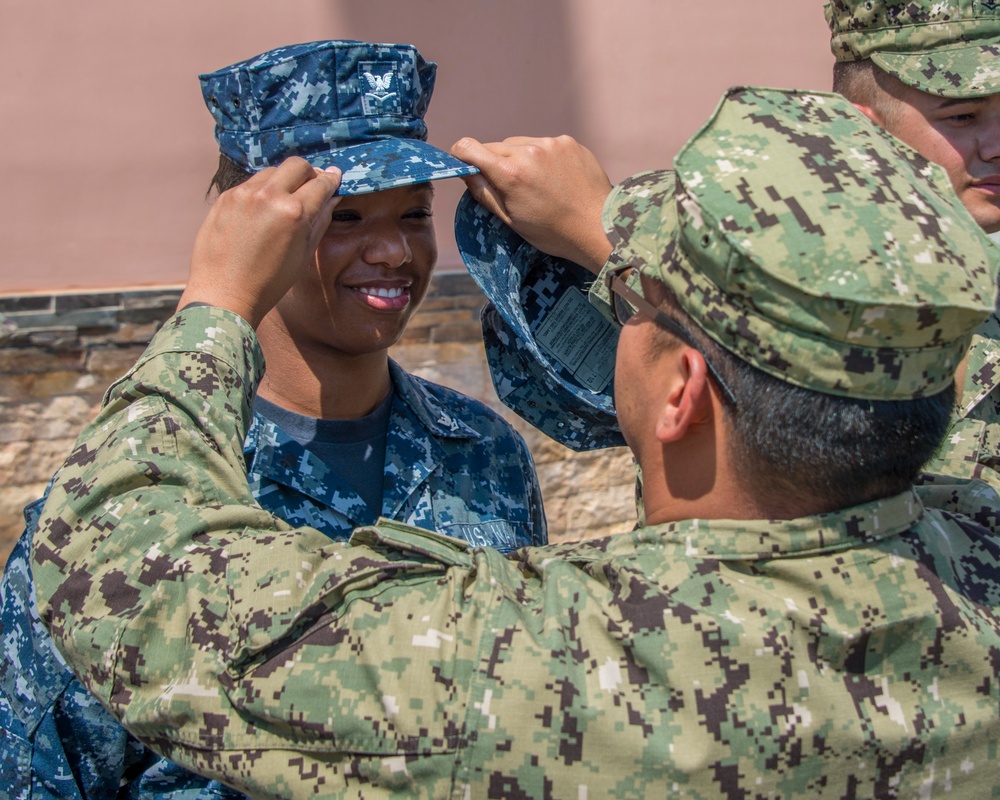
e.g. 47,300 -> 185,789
32,88 -> 1000,798
826,0 -> 1000,484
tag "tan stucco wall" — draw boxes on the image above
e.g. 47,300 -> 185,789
0,0 -> 833,293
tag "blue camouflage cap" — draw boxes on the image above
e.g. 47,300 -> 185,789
455,192 -> 624,451
199,40 -> 478,195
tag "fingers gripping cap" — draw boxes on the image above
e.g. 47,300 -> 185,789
199,40 -> 478,194
603,86 -> 998,401
825,0 -> 1000,98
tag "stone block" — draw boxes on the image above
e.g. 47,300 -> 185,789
405,310 -> 477,331
82,321 -> 160,346
54,292 -> 123,313
516,430 -> 580,464
417,295 -> 482,313
22,395 -> 96,440
536,452 -> 631,504
3,373 -> 36,402
44,370 -> 97,398
0,438 -> 75,486
0,416 -> 34,445
427,273 -> 482,298
120,292 -> 182,324
23,328 -> 82,351
429,322 -> 484,344
397,328 -> 431,344
86,345 -> 146,379
0,346 -> 81,376
0,295 -> 53,314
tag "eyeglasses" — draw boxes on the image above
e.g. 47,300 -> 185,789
605,263 -> 738,408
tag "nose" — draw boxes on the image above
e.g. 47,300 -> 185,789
980,109 -> 1000,163
361,222 -> 412,269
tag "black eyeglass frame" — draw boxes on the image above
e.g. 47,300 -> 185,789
605,263 -> 738,409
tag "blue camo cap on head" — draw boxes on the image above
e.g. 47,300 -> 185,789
199,40 -> 479,195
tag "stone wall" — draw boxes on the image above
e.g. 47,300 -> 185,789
0,274 -> 636,569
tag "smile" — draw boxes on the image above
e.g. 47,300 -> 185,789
358,286 -> 405,299
350,284 -> 412,312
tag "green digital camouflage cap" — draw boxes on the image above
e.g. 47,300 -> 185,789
603,86 -> 998,401
825,0 -> 1000,98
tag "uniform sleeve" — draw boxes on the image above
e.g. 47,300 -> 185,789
1,487 -> 156,799
922,313 -> 1000,487
28,306 -> 492,797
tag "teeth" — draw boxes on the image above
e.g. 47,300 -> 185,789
358,287 -> 405,299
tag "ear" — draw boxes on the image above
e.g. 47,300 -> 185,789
654,349 -> 714,444
851,102 -> 885,127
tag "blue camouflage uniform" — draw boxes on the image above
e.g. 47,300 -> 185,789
4,36 -> 546,798
0,361 -> 544,799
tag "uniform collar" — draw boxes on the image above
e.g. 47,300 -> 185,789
540,488 -> 927,564
387,360 -> 482,440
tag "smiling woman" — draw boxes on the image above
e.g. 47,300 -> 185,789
262,183 -> 439,417
0,39 -> 547,800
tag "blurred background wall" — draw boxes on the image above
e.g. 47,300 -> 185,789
0,1 -> 837,565
0,0 -> 833,293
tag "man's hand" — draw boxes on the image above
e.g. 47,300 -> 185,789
450,135 -> 614,274
178,158 -> 342,328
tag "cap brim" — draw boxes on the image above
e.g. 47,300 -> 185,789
873,42 -> 1000,98
455,190 -> 621,425
307,139 -> 479,195
481,304 -> 623,452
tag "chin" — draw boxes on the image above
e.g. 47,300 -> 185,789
980,217 -> 1000,235
962,195 -> 1000,234
349,326 -> 409,354
973,215 -> 1000,235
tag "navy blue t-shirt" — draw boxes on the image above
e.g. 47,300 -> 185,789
253,391 -> 393,515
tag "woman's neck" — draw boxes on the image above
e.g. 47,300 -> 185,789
256,322 -> 392,421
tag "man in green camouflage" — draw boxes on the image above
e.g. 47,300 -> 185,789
825,0 -> 1000,487
452,0 -> 1000,486
31,88 -> 1000,798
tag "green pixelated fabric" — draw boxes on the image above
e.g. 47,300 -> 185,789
31,306 -> 1000,799
825,0 -> 1000,98
603,87 -> 997,401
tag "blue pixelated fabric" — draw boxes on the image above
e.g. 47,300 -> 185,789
200,40 -> 478,195
455,190 -> 624,451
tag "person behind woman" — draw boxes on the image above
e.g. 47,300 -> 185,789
0,40 -> 545,799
